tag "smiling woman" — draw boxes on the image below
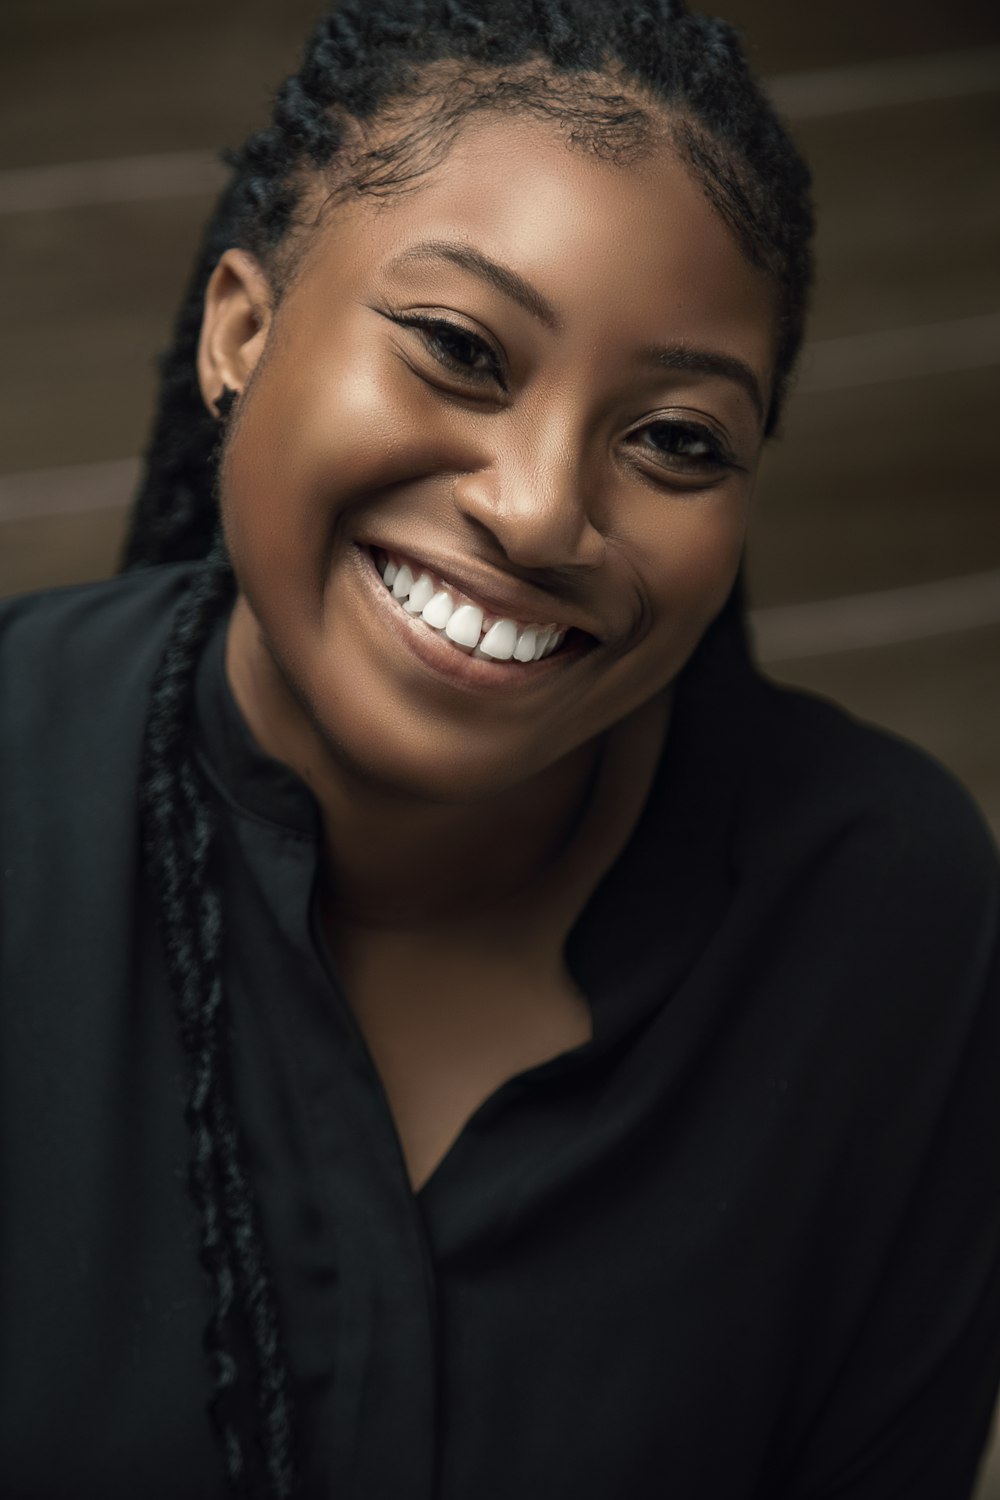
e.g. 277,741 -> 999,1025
206,117 -> 769,817
1,2 -> 999,1499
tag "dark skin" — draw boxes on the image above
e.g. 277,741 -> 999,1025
197,109 -> 777,1186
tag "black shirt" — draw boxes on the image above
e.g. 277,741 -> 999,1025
2,563 -> 999,1499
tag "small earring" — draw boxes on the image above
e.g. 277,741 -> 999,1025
214,384 -> 239,421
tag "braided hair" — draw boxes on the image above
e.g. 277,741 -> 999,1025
122,3 -> 815,1492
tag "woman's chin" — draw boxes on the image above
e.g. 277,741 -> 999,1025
305,700 -> 564,806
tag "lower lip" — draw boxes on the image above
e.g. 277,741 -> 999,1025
350,543 -> 593,694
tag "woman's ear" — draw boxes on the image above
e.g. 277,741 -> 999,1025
196,248 -> 274,418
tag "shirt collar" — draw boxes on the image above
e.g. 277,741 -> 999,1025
194,601 -> 322,838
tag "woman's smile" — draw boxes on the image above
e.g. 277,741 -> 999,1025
350,540 -> 594,696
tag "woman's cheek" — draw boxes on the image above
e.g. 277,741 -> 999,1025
671,493 -> 749,605
243,337 -> 474,545
218,344 -> 379,576
625,484 -> 748,618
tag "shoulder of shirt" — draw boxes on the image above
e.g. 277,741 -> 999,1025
736,669 -> 999,913
0,562 -> 200,739
0,562 -> 197,658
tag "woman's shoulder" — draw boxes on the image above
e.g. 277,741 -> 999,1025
737,671 -> 999,916
0,562 -> 198,716
0,560 -> 198,657
0,562 -> 200,784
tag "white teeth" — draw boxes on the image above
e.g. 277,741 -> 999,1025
479,619 -> 518,661
444,603 -> 484,649
403,572 -> 435,614
421,589 -> 456,630
392,564 -> 414,600
513,627 -> 537,662
374,549 -> 575,665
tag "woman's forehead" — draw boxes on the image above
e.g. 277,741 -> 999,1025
295,111 -> 778,379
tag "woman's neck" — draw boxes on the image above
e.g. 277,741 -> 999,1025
315,732 -> 606,937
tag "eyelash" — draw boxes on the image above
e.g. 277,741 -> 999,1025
391,313 -> 739,477
629,420 -> 737,474
392,314 -> 507,389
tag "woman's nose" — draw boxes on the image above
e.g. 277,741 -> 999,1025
452,441 -> 606,573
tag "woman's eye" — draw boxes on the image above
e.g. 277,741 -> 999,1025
630,419 -> 735,477
394,315 -> 506,390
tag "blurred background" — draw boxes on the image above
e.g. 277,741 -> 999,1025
1,0 -> 999,1486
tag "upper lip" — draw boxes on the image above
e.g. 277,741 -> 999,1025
361,540 -> 601,639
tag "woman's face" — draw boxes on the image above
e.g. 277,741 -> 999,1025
201,112 -> 777,802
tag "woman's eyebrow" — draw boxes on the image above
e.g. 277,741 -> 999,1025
387,239 -> 562,330
635,344 -> 766,425
387,237 -> 765,423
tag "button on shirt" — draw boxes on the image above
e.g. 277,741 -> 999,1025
2,563 -> 1000,1499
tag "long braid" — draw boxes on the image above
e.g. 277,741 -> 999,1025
124,3 -> 816,1493
138,532 -> 300,1494
138,537 -> 245,1480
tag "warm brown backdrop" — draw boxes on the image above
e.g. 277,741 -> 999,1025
2,0 -> 999,1488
